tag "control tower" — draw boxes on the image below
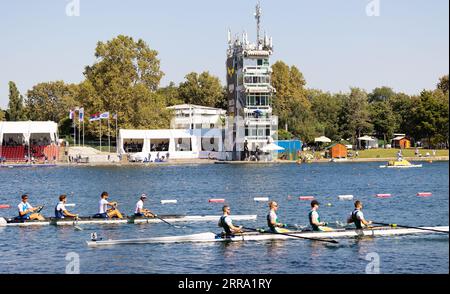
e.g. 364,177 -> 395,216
225,2 -> 278,161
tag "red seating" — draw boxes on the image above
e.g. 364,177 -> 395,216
0,146 -> 26,162
0,145 -> 59,163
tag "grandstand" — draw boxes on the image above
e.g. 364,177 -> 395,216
0,121 -> 60,163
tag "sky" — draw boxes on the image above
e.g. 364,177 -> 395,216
0,0 -> 448,108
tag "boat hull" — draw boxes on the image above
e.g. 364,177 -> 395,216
0,215 -> 257,227
86,226 -> 449,247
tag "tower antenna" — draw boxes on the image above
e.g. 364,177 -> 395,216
255,1 -> 262,46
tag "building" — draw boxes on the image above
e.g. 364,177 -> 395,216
327,143 -> 348,159
118,128 -> 224,160
0,121 -> 60,162
167,104 -> 226,130
225,2 -> 278,160
392,135 -> 411,149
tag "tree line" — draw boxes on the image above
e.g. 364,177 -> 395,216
1,35 -> 448,147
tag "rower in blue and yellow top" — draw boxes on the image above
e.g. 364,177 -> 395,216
17,194 -> 45,221
347,200 -> 372,229
267,201 -> 288,233
309,200 -> 333,232
218,205 -> 243,236
55,194 -> 78,219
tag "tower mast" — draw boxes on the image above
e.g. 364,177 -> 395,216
255,1 -> 262,46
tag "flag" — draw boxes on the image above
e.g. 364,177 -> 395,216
69,110 -> 74,120
100,112 -> 110,120
89,113 -> 100,122
79,108 -> 84,120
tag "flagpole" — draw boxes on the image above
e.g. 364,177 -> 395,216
83,118 -> 85,147
73,113 -> 76,146
115,114 -> 118,153
78,110 -> 81,148
99,118 -> 102,152
108,116 -> 111,153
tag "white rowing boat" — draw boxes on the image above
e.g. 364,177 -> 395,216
86,226 -> 449,247
0,214 -> 257,227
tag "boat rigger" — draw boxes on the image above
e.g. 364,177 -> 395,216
86,226 -> 449,247
0,214 -> 257,227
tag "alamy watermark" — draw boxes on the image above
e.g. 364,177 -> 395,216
365,252 -> 380,274
366,0 -> 380,17
66,0 -> 80,17
65,252 -> 80,274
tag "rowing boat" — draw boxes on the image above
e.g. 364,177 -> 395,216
0,214 -> 257,227
86,226 -> 449,247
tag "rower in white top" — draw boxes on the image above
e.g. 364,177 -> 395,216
17,194 -> 45,221
95,191 -> 123,219
218,205 -> 243,236
134,194 -> 156,218
347,200 -> 372,229
55,194 -> 78,219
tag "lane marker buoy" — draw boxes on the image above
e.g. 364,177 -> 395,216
161,200 -> 178,204
376,194 -> 392,198
417,192 -> 432,197
299,196 -> 314,200
209,199 -> 226,203
338,195 -> 354,201
254,197 -> 269,202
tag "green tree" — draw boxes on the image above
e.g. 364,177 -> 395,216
25,81 -> 78,123
369,101 -> 397,145
308,89 -> 343,141
83,35 -> 170,135
339,88 -> 372,146
7,81 -> 26,121
178,72 -> 225,108
388,92 -> 414,135
157,82 -> 183,106
0,108 -> 5,121
437,75 -> 449,95
368,86 -> 395,103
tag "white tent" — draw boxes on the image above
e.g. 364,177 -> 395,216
358,135 -> 375,141
357,135 -> 378,149
314,136 -> 331,143
0,121 -> 58,144
261,143 -> 284,152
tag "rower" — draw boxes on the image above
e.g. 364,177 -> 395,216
134,194 -> 155,218
94,192 -> 123,219
55,194 -> 78,219
347,200 -> 372,229
17,194 -> 45,221
218,205 -> 243,236
267,201 -> 287,233
309,200 -> 332,232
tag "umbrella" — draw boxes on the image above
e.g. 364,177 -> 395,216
314,136 -> 331,143
261,143 -> 285,152
357,135 -> 375,141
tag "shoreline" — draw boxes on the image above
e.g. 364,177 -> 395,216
1,156 -> 448,168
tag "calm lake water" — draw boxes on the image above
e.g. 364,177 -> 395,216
0,161 -> 448,274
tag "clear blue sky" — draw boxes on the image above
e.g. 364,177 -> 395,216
0,0 -> 448,108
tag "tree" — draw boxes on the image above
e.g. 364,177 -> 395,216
368,86 -> 395,103
338,88 -> 372,147
25,81 -> 78,123
157,82 -> 183,106
0,108 -> 5,121
83,35 -> 170,134
308,89 -> 343,141
369,101 -> 397,145
7,81 -> 26,121
437,75 -> 449,95
178,72 -> 225,108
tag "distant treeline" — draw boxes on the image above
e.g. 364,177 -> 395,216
1,35 -> 448,147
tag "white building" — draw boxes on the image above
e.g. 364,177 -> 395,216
167,104 -> 226,130
118,128 -> 224,160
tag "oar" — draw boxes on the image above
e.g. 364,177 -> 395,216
152,214 -> 184,229
373,222 -> 449,234
243,227 -> 339,244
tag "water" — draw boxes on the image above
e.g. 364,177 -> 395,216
0,162 -> 448,274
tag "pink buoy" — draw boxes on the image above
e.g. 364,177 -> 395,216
417,192 -> 432,197
209,199 -> 226,203
0,204 -> 10,209
299,196 -> 314,201
376,194 -> 392,198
